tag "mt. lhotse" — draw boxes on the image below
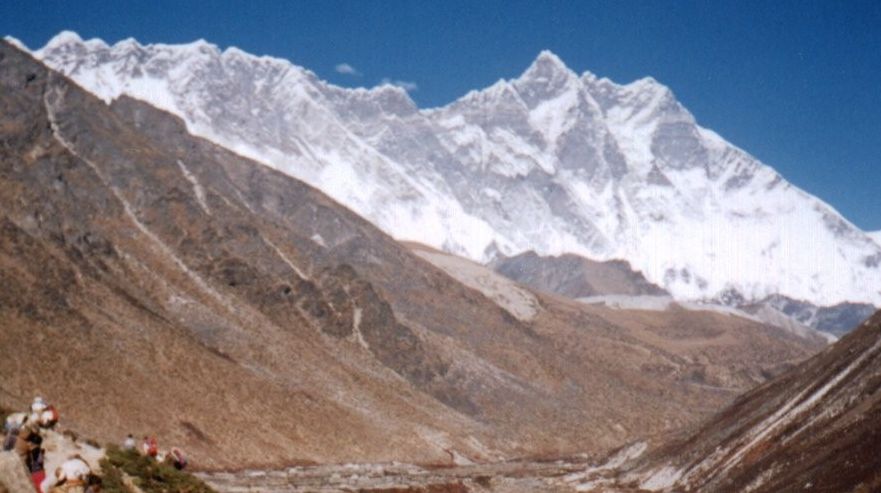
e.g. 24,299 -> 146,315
20,32 -> 880,327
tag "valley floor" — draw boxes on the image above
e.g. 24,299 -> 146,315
197,457 -> 604,493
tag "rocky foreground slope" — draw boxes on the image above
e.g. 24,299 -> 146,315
559,309 -> 881,492
0,41 -> 824,470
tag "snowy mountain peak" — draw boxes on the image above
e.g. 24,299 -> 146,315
514,50 -> 581,105
37,30 -> 111,54
520,50 -> 577,84
29,33 -> 881,308
625,75 -> 666,92
44,29 -> 85,46
530,50 -> 571,73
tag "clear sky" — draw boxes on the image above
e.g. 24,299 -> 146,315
3,0 -> 880,231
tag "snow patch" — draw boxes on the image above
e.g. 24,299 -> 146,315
262,236 -> 309,279
640,466 -> 684,491
348,307 -> 369,349
565,442 -> 648,491
176,160 -> 210,214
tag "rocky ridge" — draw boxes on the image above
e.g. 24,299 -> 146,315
491,251 -> 668,299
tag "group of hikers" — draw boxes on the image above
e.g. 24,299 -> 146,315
121,434 -> 187,471
2,397 -> 186,493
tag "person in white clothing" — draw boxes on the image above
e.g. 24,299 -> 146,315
4,412 -> 27,432
31,397 -> 48,415
122,434 -> 136,451
43,455 -> 91,493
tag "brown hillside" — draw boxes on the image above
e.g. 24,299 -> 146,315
0,41 -> 822,471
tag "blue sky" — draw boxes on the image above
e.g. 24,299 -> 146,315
3,0 -> 880,231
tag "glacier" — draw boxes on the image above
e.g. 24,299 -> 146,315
21,31 -> 881,308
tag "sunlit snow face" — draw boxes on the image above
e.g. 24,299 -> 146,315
30,33 -> 881,308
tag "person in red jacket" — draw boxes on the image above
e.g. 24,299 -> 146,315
141,436 -> 158,458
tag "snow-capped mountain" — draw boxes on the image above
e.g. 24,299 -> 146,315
23,31 -> 881,308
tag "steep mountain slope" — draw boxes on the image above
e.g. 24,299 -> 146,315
23,32 -> 881,312
566,310 -> 881,492
0,41 -> 497,470
0,42 -> 824,470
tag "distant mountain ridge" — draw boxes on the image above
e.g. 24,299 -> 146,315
20,31 -> 881,311
491,251 -> 668,299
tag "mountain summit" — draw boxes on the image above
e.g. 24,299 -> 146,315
26,32 -> 881,309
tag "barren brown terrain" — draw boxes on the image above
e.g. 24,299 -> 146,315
0,41 -> 824,473
555,310 -> 881,492
617,309 -> 881,492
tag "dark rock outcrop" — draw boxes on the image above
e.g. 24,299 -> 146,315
492,251 -> 667,298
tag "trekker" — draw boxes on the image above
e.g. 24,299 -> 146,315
30,398 -> 47,416
28,438 -> 46,493
46,455 -> 90,493
121,434 -> 135,451
165,447 -> 187,470
14,407 -> 58,465
4,397 -> 50,446
3,411 -> 28,451
141,436 -> 158,458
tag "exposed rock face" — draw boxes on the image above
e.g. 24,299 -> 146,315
25,33 -> 881,313
0,42 -> 824,470
491,251 -> 667,299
